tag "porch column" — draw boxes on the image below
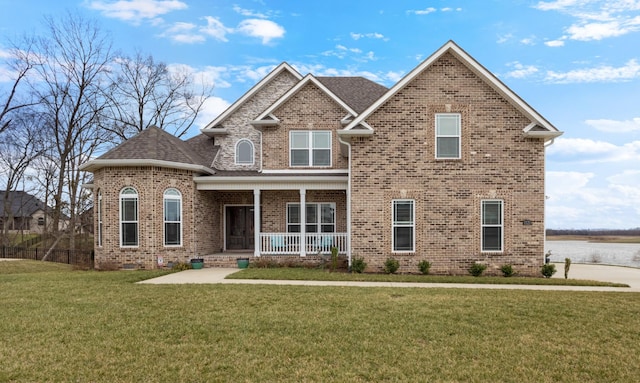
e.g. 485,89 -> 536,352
254,188 -> 261,257
300,188 -> 306,257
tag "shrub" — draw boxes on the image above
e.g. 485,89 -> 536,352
541,263 -> 557,278
418,260 -> 431,275
171,262 -> 191,271
468,262 -> 487,277
500,264 -> 515,277
564,257 -> 571,279
383,258 -> 400,274
351,257 -> 367,273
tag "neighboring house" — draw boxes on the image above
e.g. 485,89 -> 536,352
0,191 -> 60,234
80,41 -> 562,275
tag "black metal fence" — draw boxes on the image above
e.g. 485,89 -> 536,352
0,246 -> 94,268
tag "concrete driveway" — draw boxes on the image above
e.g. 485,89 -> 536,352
138,263 -> 640,292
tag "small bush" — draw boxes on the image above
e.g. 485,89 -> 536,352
541,263 -> 557,278
171,262 -> 191,271
500,264 -> 515,277
351,257 -> 367,273
564,257 -> 571,279
383,258 -> 400,274
418,260 -> 431,275
468,262 -> 487,277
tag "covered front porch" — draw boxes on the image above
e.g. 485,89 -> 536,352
195,172 -> 350,258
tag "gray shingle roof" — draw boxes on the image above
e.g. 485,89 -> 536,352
98,126 -> 210,167
316,77 -> 388,114
0,191 -> 46,217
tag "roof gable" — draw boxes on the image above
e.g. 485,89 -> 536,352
0,191 -> 46,217
343,40 -> 562,140
252,74 -> 360,125
201,62 -> 302,133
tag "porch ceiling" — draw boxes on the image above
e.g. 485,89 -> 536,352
194,174 -> 348,190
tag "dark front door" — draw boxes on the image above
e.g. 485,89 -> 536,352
226,206 -> 255,250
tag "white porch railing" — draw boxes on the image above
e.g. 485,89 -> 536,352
259,232 -> 347,255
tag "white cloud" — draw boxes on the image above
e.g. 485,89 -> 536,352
547,171 -> 593,195
504,62 -> 540,79
385,70 -> 405,83
544,39 -> 565,47
236,19 -> 285,44
232,5 -> 269,19
87,0 -> 187,24
409,7 -> 437,15
548,137 -> 640,163
200,16 -> 231,42
496,34 -> 513,44
534,0 -> 640,42
545,59 -> 640,83
585,118 -> 640,132
160,22 -> 205,43
350,32 -> 387,41
194,96 -> 230,129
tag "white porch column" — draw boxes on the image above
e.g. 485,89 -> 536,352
300,188 -> 306,257
254,188 -> 261,257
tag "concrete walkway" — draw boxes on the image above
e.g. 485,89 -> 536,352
138,263 -> 640,292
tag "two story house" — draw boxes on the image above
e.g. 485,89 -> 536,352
80,41 -> 562,275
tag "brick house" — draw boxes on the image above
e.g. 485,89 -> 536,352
81,41 -> 562,275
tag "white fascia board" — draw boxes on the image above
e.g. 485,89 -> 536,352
261,169 -> 348,174
194,175 -> 348,191
250,114 -> 280,127
201,62 -> 302,131
79,159 -> 216,175
81,183 -> 94,190
344,40 -> 561,135
523,130 -> 564,140
337,129 -> 374,138
200,127 -> 229,137
254,75 -> 358,122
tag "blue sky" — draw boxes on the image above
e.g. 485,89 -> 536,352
1,0 -> 640,229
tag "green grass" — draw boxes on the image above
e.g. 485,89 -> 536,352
2,260 -> 640,382
227,267 -> 629,287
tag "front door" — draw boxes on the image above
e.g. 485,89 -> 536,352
225,206 -> 255,250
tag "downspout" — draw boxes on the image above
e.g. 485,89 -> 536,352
337,133 -> 352,268
258,129 -> 263,173
543,138 -> 555,263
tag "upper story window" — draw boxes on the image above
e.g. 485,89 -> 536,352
164,188 -> 182,246
120,187 -> 138,247
436,113 -> 461,159
290,131 -> 331,167
235,139 -> 254,165
481,200 -> 503,252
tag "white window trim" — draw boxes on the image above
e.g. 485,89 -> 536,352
392,199 -> 415,253
289,131 -> 332,168
97,190 -> 102,247
119,187 -> 139,248
481,199 -> 504,253
286,202 -> 336,233
435,113 -> 461,159
235,139 -> 255,165
163,188 -> 182,247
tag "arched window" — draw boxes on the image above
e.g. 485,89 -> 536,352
235,139 -> 254,165
97,190 -> 103,247
120,187 -> 138,247
164,188 -> 182,246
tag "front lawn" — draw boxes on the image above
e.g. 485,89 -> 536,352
227,267 -> 629,287
1,260 -> 640,382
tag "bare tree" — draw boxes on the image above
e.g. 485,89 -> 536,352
0,110 -> 46,245
22,12 -> 113,256
0,38 -> 38,135
104,51 -> 212,141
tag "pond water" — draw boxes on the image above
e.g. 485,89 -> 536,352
545,240 -> 640,268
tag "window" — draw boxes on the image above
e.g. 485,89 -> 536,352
37,217 -> 45,226
97,191 -> 102,247
436,113 -> 461,159
286,203 -> 335,233
482,200 -> 503,252
290,131 -> 331,167
164,188 -> 182,246
392,200 -> 415,252
120,187 -> 138,247
235,139 -> 254,165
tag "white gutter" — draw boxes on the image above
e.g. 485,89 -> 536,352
337,133 -> 352,268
